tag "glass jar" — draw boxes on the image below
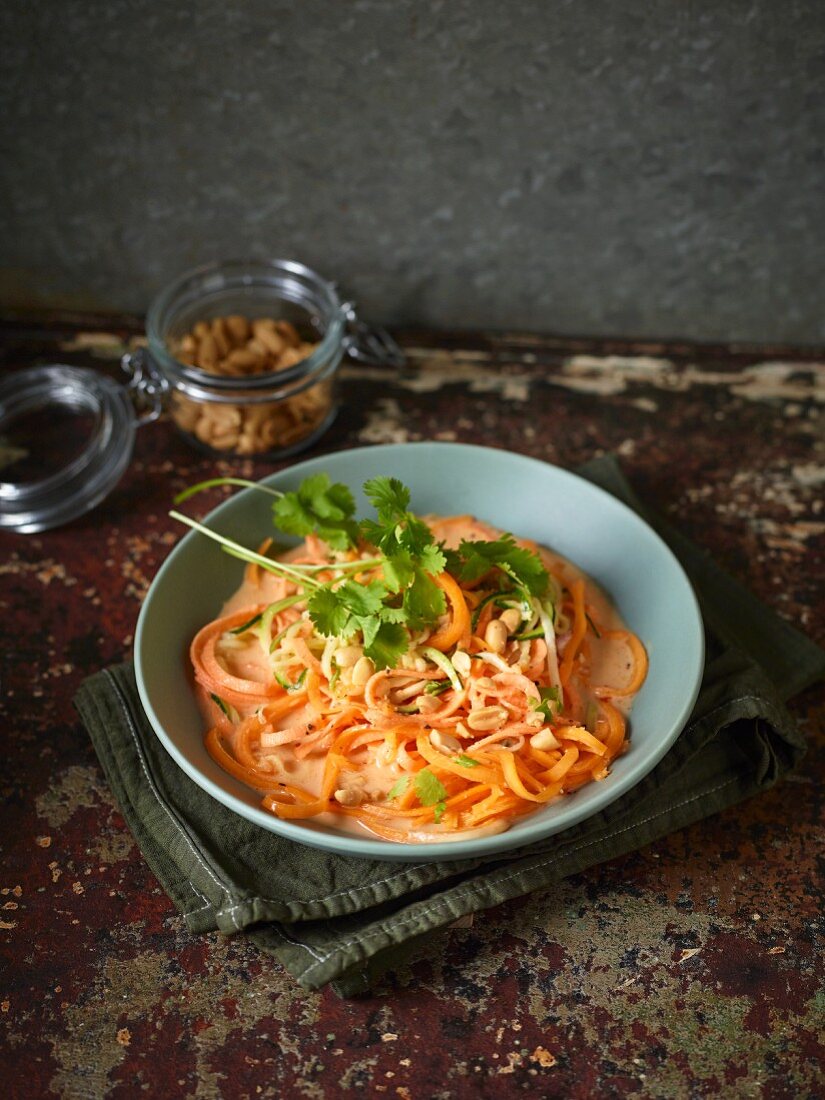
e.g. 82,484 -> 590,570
133,258 -> 402,461
0,259 -> 401,533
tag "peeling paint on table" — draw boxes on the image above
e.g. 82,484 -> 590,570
1,316 -> 822,1098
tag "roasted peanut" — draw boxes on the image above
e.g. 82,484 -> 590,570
499,608 -> 522,634
169,314 -> 324,455
484,618 -> 508,653
451,650 -> 471,677
390,679 -> 429,704
334,788 -> 363,806
529,728 -> 560,751
225,314 -> 250,343
253,319 -> 286,356
334,645 -> 363,668
275,320 -> 301,346
429,730 -> 461,754
351,656 -> 375,686
415,693 -> 442,713
211,318 -> 231,357
467,705 -> 508,731
226,348 -> 264,373
196,333 -> 219,371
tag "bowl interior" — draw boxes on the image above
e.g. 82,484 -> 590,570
135,443 -> 704,862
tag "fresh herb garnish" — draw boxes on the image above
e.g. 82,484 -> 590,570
414,768 -> 448,808
530,685 -> 562,720
387,775 -> 411,800
455,754 -> 481,768
273,473 -> 360,550
359,477 -> 447,631
171,473 -> 549,674
387,770 -> 448,816
444,534 -> 549,597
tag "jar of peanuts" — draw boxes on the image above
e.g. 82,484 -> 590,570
132,259 -> 402,459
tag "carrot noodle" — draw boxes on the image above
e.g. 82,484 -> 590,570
245,537 -> 273,587
426,572 -> 471,651
559,579 -> 587,686
191,512 -> 648,843
593,630 -> 650,699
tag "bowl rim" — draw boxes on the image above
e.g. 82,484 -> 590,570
135,442 -> 704,863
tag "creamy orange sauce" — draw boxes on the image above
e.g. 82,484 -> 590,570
204,514 -> 644,840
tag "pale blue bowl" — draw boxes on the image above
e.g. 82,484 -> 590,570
135,443 -> 704,862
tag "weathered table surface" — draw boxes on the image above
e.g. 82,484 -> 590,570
1,314 -> 823,1099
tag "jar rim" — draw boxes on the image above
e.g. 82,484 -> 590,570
145,258 -> 347,393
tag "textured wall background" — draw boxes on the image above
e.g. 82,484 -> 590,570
2,0 -> 824,343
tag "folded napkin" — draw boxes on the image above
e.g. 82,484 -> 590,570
75,457 -> 825,995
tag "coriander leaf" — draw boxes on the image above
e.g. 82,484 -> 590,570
358,517 -> 391,552
403,570 -> 446,631
377,604 -> 407,625
359,484 -> 436,561
335,578 -> 387,618
363,477 -> 410,522
317,479 -> 356,520
451,534 -> 548,596
455,754 -> 481,768
359,614 -> 381,649
363,621 -> 409,670
433,800 -> 446,824
414,768 -> 448,807
273,473 -> 358,549
530,685 -> 562,720
418,543 -> 447,576
306,587 -> 352,638
441,546 -> 463,577
402,514 -> 437,557
381,548 -> 415,592
386,775 -> 411,800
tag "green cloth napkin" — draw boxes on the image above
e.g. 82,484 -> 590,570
74,457 -> 825,995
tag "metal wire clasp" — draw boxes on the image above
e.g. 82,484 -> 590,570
341,303 -> 405,368
121,348 -> 169,426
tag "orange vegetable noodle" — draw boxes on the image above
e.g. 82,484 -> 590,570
191,501 -> 648,844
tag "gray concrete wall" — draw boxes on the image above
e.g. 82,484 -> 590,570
2,0 -> 824,344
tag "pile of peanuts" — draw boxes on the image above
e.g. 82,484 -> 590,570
169,315 -> 331,455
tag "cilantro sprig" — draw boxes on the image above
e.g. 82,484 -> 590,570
530,686 -> 562,720
171,472 -> 550,675
443,533 -> 549,597
273,473 -> 360,551
359,477 -> 447,631
386,769 -> 448,821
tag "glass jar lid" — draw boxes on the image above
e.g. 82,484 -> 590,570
0,364 -> 153,533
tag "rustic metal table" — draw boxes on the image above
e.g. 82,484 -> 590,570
1,315 -> 822,1098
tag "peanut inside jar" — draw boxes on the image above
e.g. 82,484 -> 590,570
169,316 -> 331,455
